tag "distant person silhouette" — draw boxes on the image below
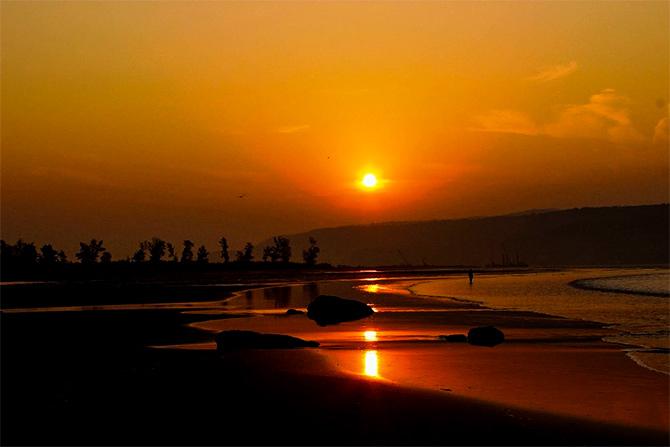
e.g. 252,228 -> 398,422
468,269 -> 474,286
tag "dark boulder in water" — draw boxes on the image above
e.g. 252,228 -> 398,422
439,334 -> 468,343
285,309 -> 305,315
307,295 -> 374,326
467,326 -> 505,346
215,330 -> 319,352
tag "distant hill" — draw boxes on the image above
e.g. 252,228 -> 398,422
261,204 -> 669,267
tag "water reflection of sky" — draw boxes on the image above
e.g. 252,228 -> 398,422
223,278 -> 419,312
238,283 -> 321,309
136,270 -> 670,431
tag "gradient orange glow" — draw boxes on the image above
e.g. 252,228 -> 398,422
1,1 -> 668,257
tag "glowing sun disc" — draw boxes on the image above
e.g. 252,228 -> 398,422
362,173 -> 378,188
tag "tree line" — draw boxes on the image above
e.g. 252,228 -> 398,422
1,236 -> 321,267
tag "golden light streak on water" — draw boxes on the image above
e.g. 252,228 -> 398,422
363,330 -> 378,342
364,350 -> 379,377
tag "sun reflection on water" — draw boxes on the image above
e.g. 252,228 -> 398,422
360,284 -> 389,293
364,350 -> 379,377
363,330 -> 378,342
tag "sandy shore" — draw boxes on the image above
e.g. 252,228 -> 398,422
6,326 -> 666,445
226,349 -> 670,445
2,273 -> 669,445
166,322 -> 669,434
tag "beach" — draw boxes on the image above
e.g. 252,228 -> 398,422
4,1 -> 668,444
2,268 -> 669,445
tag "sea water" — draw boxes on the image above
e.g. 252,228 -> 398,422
191,268 -> 669,427
574,272 -> 669,297
410,269 -> 670,374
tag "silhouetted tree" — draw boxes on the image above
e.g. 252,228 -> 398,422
39,244 -> 59,264
100,251 -> 112,263
262,246 -> 274,262
166,242 -> 178,262
245,242 -> 254,262
181,240 -> 195,263
1,239 -> 39,267
302,237 -> 320,265
272,236 -> 291,263
132,250 -> 145,263
262,237 -> 291,263
196,245 -> 209,263
38,244 -> 67,264
76,239 -> 105,264
0,240 -> 9,266
218,237 -> 230,263
17,240 -> 39,265
21,241 -> 38,264
148,238 -> 167,263
56,250 -> 67,263
235,242 -> 254,263
132,240 -> 150,263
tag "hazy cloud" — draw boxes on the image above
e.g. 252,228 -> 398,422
275,124 -> 310,134
473,89 -> 646,145
653,116 -> 669,146
470,110 -> 540,136
527,61 -> 578,82
545,89 -> 644,144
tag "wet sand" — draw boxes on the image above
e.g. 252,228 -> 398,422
183,270 -> 668,436
180,313 -> 668,432
2,269 -> 669,445
3,308 -> 666,445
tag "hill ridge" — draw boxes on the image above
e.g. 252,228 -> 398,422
259,204 -> 669,267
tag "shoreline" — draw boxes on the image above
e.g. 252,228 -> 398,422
2,268 -> 669,444
4,268 -> 665,377
183,272 -> 668,431
569,275 -> 670,298
406,269 -> 670,374
622,347 -> 670,376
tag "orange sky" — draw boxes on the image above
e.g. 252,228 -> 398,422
2,1 -> 668,258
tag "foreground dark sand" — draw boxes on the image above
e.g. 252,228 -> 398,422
2,304 -> 668,446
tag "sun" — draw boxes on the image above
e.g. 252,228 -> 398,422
361,173 -> 378,188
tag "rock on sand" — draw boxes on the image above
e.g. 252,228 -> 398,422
215,330 -> 319,352
307,295 -> 374,326
467,326 -> 505,347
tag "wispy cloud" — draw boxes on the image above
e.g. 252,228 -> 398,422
275,124 -> 310,134
653,116 -> 668,146
470,110 -> 540,136
527,61 -> 578,82
472,89 -> 646,145
545,89 -> 644,144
